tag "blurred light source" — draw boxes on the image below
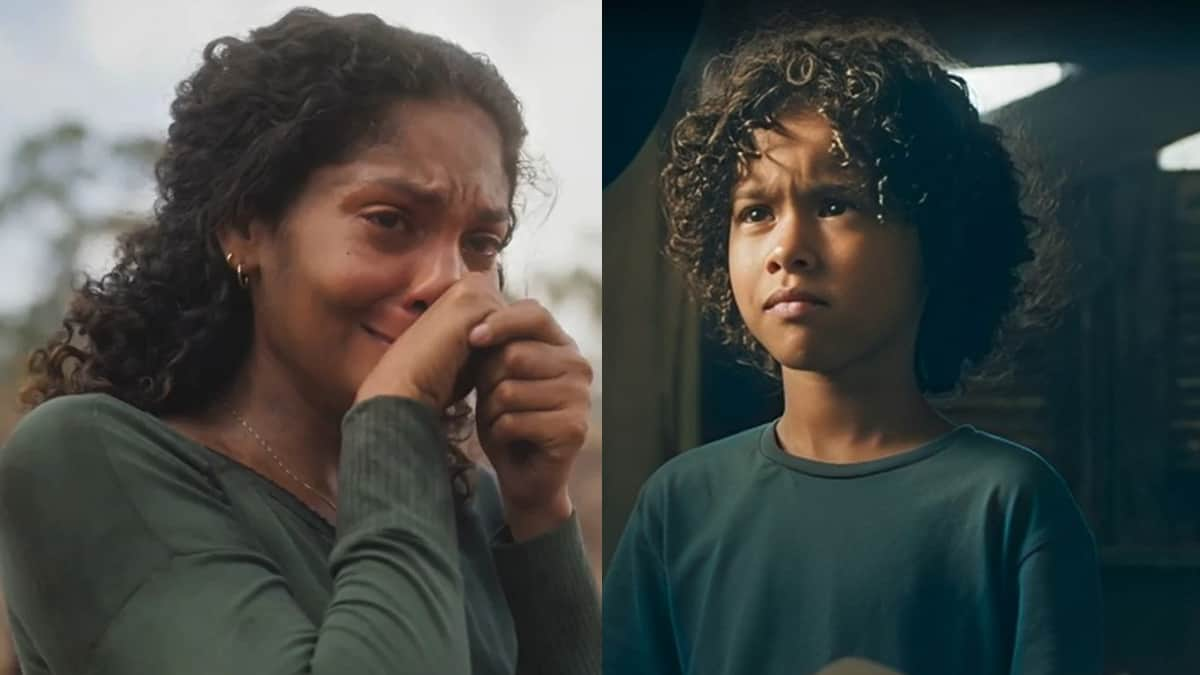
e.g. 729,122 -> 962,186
1158,131 -> 1200,171
950,62 -> 1075,114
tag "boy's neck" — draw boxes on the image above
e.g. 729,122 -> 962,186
777,351 -> 955,465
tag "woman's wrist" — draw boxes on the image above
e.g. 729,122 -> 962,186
352,387 -> 439,412
503,491 -> 574,542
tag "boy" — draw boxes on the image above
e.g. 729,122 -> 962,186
603,19 -> 1102,675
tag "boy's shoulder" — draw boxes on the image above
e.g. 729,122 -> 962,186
639,422 -> 770,501
932,426 -> 1091,544
942,426 -> 1072,495
944,426 -> 1095,557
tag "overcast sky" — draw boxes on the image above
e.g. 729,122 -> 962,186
0,0 -> 601,357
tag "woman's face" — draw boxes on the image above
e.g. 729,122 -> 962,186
238,97 -> 511,411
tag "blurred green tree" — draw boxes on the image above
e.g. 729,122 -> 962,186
0,122 -> 161,406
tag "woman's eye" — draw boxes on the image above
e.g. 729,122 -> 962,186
737,205 -> 774,224
817,198 -> 855,218
362,210 -> 409,230
464,233 -> 504,258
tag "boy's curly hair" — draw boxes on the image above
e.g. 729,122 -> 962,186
662,18 -> 1068,394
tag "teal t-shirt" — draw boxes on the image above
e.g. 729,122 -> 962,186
603,423 -> 1103,675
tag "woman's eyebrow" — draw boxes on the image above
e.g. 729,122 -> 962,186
344,176 -> 444,205
473,207 -> 512,231
340,177 -> 511,225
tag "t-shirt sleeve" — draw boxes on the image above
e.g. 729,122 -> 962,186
1008,463 -> 1104,675
601,479 -> 683,675
0,394 -> 471,675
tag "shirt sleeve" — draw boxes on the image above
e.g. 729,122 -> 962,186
1009,477 -> 1104,675
491,514 -> 601,675
0,394 -> 472,675
601,483 -> 683,675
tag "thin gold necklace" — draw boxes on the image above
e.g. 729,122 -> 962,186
228,407 -> 338,513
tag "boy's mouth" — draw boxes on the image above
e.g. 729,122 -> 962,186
763,287 -> 829,320
763,286 -> 828,309
765,300 -> 824,320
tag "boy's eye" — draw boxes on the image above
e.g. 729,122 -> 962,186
737,205 -> 774,224
817,198 -> 855,218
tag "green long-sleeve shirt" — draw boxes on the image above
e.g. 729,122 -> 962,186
0,393 -> 599,675
603,422 -> 1102,675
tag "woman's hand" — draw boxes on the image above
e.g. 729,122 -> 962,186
470,299 -> 593,541
355,273 -> 505,410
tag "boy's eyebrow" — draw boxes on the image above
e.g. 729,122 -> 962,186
808,155 -> 868,187
811,178 -> 868,193
731,175 -> 866,201
731,180 -> 770,200
732,148 -> 869,199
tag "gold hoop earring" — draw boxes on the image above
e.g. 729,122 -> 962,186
225,252 -> 250,288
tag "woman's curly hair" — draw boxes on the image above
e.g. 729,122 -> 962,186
663,18 -> 1068,395
19,8 -> 532,494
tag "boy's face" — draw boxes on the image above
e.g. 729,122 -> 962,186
727,111 -> 925,379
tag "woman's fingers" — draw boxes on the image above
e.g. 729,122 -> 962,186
474,339 -> 589,395
481,408 -> 590,465
475,375 -> 589,430
468,299 -> 573,348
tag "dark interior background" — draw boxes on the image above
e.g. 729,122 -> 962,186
603,1 -> 1200,673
